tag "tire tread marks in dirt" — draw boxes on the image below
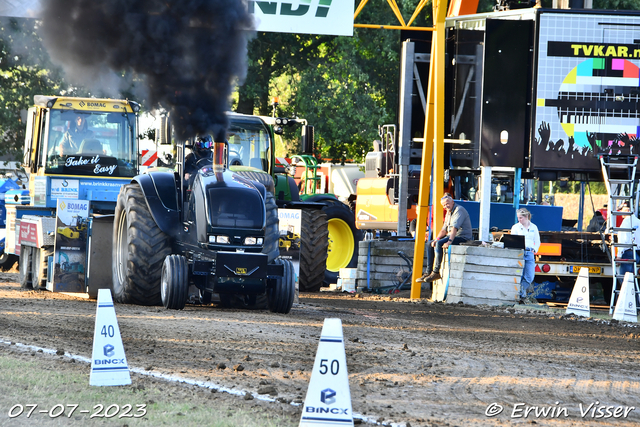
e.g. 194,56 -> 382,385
112,184 -> 171,305
268,258 -> 295,313
161,254 -> 188,310
299,209 -> 329,292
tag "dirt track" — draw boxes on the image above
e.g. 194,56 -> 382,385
0,271 -> 639,427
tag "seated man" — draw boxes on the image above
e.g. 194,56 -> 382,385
60,114 -> 93,155
417,194 -> 473,283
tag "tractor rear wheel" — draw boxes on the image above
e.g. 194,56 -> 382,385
32,246 -> 54,289
19,245 -> 33,289
112,184 -> 171,305
268,258 -> 295,314
161,255 -> 189,310
262,191 -> 280,262
299,209 -> 329,292
321,200 -> 363,288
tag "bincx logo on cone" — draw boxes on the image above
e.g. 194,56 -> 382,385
321,388 -> 337,404
566,268 -> 590,317
299,318 -> 353,427
613,272 -> 638,323
90,289 -> 131,386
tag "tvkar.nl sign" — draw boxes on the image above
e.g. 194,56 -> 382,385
250,0 -> 354,36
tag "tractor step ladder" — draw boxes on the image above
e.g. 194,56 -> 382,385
291,154 -> 321,195
599,154 -> 640,314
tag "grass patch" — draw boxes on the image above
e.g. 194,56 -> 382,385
0,350 -> 298,426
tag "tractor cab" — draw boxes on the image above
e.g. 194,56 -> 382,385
22,95 -> 140,211
226,114 -> 272,173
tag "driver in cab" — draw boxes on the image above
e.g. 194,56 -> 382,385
60,114 -> 93,155
184,135 -> 214,184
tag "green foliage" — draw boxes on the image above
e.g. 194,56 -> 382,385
0,18 -> 67,160
478,0 -> 499,12
593,0 -> 640,9
291,34 -> 394,162
237,1 -> 427,162
237,32 -> 334,117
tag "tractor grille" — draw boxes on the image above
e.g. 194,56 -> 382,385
207,187 -> 264,229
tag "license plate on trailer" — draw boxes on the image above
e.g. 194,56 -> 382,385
570,266 -> 601,274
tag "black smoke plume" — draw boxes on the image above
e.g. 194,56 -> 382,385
38,0 -> 254,141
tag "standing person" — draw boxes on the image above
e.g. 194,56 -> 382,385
60,114 -> 93,155
417,194 -> 473,283
511,207 -> 541,303
616,201 -> 640,285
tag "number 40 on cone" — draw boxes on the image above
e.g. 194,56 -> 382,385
90,289 -> 131,386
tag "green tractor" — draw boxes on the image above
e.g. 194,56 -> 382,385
284,152 -> 363,289
225,113 -> 362,291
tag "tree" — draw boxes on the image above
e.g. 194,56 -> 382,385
236,1 -> 434,162
593,0 -> 640,8
0,17 -> 70,160
291,34 -> 396,162
236,32 -> 334,117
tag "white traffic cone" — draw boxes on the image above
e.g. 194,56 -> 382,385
299,318 -> 353,427
566,268 -> 590,317
613,272 -> 638,323
89,289 -> 131,386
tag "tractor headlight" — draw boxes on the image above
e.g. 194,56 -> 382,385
244,237 -> 263,245
209,235 -> 230,244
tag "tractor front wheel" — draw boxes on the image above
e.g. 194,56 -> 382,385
161,255 -> 189,310
268,258 -> 295,314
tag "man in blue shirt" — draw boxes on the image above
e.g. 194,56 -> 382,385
418,194 -> 473,283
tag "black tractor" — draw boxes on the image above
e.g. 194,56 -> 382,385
111,136 -> 294,313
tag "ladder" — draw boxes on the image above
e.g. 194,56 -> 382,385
290,154 -> 321,195
599,154 -> 640,314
